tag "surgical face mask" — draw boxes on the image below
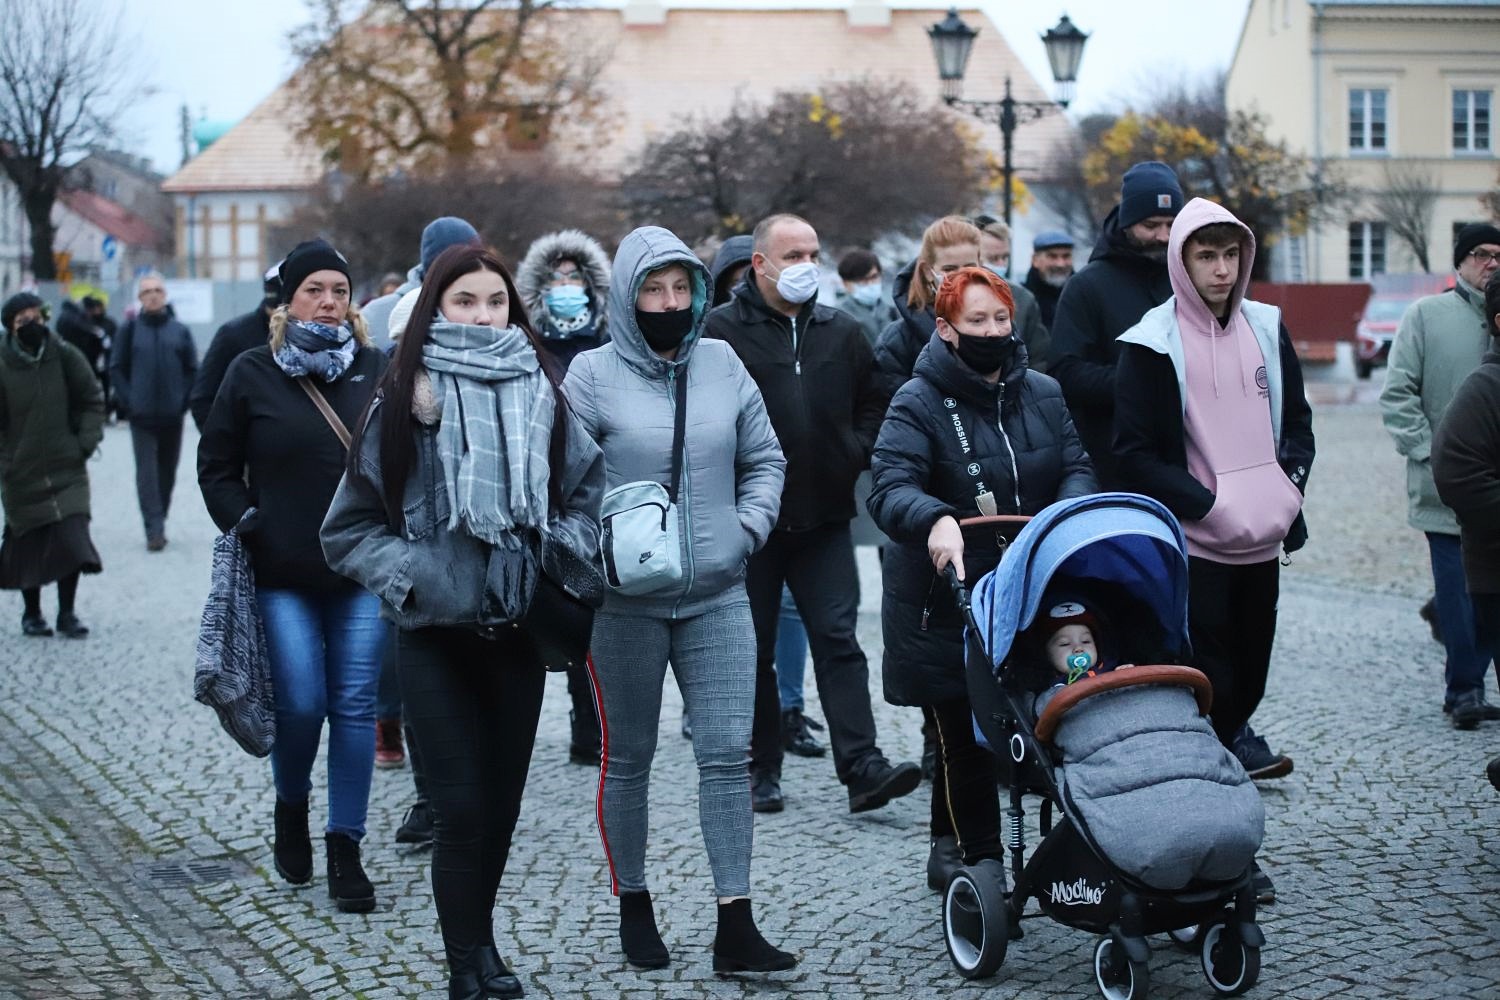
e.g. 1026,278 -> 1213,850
850,281 -> 882,307
983,262 -> 1009,280
636,307 -> 694,353
544,284 -> 589,319
951,330 -> 1016,375
766,260 -> 820,304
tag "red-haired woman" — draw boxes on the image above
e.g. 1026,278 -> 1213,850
866,266 -> 1096,892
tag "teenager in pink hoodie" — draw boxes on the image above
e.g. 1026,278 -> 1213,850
1112,199 -> 1315,902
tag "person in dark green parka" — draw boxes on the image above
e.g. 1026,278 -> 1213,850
0,292 -> 105,637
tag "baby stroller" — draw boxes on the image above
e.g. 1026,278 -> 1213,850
942,493 -> 1265,1000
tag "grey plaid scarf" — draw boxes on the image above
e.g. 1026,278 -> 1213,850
421,322 -> 553,544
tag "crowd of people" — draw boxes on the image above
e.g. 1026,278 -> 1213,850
5,156 -> 1499,997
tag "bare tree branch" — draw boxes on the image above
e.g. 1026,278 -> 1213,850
1375,163 -> 1439,272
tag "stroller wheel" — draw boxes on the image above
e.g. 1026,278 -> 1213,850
1166,924 -> 1198,951
943,860 -> 1009,979
1200,914 -> 1261,996
1094,936 -> 1150,1000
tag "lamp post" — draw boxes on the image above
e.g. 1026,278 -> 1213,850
928,9 -> 1089,227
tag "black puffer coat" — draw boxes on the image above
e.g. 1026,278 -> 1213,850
868,332 -> 1097,706
871,260 -> 933,404
1046,205 -> 1172,486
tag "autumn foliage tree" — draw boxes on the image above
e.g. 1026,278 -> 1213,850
621,80 -> 993,247
289,0 -> 606,179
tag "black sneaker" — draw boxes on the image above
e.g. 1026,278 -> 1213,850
21,613 -> 52,637
1232,726 -> 1293,780
55,611 -> 89,638
781,708 -> 826,758
848,759 -> 922,814
926,835 -> 962,892
394,802 -> 434,848
750,771 -> 784,813
1251,861 -> 1276,905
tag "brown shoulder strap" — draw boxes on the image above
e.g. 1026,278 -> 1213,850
297,377 -> 352,451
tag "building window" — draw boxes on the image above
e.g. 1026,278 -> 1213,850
1349,88 -> 1388,153
1453,89 -> 1492,154
1349,222 -> 1386,279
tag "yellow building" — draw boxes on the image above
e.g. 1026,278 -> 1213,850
1227,0 -> 1500,281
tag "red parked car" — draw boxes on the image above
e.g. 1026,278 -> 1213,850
1355,274 -> 1455,379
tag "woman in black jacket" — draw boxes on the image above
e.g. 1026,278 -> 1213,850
867,266 -> 1096,892
197,239 -> 388,914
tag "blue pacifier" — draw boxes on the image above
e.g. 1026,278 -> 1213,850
1065,651 -> 1095,684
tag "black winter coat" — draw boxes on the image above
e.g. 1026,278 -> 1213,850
1023,266 -> 1064,330
110,305 -> 198,426
705,275 -> 884,530
1433,346 -> 1500,594
868,332 -> 1097,706
1047,206 -> 1173,486
190,308 -> 271,429
871,260 -> 934,405
197,346 -> 386,591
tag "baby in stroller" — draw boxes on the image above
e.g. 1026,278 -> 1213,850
1015,592 -> 1264,894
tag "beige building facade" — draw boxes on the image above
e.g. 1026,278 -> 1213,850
1227,0 -> 1500,281
162,1 -> 1066,281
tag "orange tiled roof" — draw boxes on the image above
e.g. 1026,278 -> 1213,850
58,189 -> 167,247
163,6 -> 1068,192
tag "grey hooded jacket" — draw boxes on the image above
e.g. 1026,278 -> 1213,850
320,373 -> 605,632
562,226 -> 786,619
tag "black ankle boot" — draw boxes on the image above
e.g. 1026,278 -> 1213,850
619,890 -> 670,969
273,798 -> 312,885
325,832 -> 375,913
712,898 -> 797,974
475,944 -> 524,998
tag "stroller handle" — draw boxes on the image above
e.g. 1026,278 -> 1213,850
942,562 -> 970,612
1034,664 -> 1215,743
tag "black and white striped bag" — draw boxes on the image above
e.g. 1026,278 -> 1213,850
192,513 -> 276,757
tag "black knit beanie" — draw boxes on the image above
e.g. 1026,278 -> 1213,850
2,292 -> 44,332
1453,223 -> 1500,270
278,239 -> 351,304
1118,161 -> 1184,229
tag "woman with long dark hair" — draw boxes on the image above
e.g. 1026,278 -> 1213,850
322,242 -> 604,1000
198,238 -> 388,912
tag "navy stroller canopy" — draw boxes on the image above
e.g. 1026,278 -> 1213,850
969,493 -> 1191,673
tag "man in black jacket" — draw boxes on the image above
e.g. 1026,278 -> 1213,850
1023,230 -> 1075,330
111,272 -> 198,551
706,213 -> 921,816
190,266 -> 281,429
1048,161 -> 1182,488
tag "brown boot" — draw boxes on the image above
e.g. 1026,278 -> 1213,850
375,719 -> 405,769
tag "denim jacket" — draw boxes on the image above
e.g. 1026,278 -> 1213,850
320,386 -> 604,633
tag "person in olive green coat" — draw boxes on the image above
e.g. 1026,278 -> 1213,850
0,292 -> 105,637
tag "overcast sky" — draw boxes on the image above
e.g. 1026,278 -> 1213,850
118,0 -> 1250,176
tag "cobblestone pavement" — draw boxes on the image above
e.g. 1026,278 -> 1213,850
3,404 -> 1497,999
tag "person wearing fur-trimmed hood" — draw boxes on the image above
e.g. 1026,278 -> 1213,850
516,228 -> 612,371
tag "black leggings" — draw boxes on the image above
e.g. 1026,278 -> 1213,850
924,697 -> 1002,864
22,572 -> 80,616
398,626 -> 546,960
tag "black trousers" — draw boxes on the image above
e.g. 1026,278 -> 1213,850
925,698 -> 1002,863
1187,556 -> 1280,744
748,521 -> 880,784
398,626 -> 545,960
129,420 -> 182,539
1473,592 -> 1500,655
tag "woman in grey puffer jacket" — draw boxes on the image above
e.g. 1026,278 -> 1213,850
561,226 -> 794,975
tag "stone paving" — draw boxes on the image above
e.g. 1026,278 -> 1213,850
2,403 -> 1498,999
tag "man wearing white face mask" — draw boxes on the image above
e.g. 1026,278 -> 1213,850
707,214 -> 921,816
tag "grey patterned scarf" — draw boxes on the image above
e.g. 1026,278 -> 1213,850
421,322 -> 553,544
273,319 -> 357,382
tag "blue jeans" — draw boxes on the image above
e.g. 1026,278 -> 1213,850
257,585 -> 387,839
775,585 -> 809,711
1426,533 -> 1496,704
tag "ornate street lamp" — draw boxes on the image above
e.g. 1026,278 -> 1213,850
929,9 -> 1091,226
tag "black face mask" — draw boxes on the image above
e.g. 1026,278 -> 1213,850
952,331 -> 1017,375
636,308 -> 694,353
16,320 -> 47,352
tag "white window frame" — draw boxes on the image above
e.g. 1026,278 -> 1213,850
1348,221 -> 1387,280
1348,87 -> 1390,156
1452,88 -> 1493,155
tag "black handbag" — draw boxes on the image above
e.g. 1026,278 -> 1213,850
523,537 -> 605,672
